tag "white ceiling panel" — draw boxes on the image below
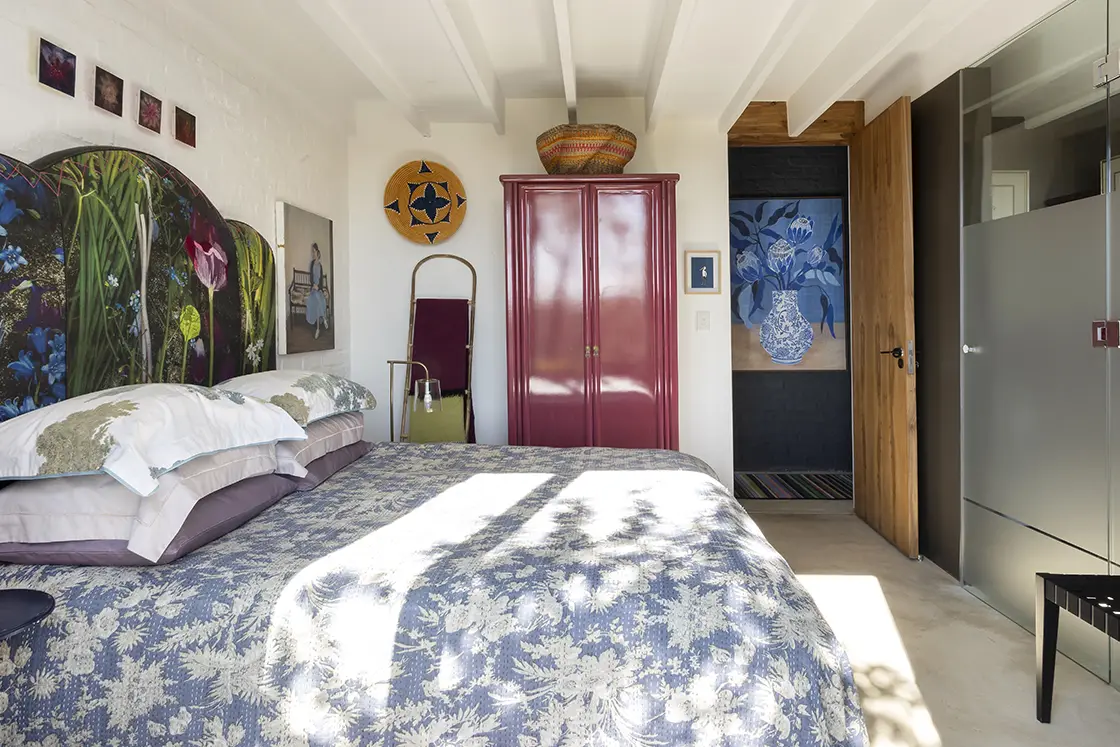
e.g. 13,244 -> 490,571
568,0 -> 665,96
470,0 -> 563,98
135,0 -> 1071,136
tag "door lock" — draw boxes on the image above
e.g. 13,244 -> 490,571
880,347 -> 904,369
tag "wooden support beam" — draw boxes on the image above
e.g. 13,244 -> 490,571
430,0 -> 505,134
728,101 -> 865,147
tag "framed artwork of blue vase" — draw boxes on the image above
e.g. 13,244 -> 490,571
729,197 -> 846,371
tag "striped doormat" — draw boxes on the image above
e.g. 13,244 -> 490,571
734,472 -> 853,500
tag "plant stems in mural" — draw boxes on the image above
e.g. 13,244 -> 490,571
179,304 -> 200,384
59,153 -> 151,393
229,221 -> 275,375
185,209 -> 228,385
133,170 -> 156,382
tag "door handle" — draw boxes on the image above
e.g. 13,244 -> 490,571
880,347 -> 904,369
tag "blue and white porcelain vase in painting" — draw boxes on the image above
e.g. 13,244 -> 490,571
760,289 -> 814,365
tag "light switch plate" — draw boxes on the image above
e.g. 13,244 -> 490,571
696,310 -> 710,331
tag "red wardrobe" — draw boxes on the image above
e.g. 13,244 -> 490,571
502,174 -> 679,450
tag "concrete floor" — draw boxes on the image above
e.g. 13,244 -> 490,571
752,511 -> 1120,747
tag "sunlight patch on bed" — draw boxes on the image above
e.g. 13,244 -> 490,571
798,574 -> 941,747
264,472 -> 552,741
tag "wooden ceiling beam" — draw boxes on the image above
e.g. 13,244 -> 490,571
430,0 -> 505,134
552,0 -> 578,124
718,0 -> 813,135
645,0 -> 698,131
785,0 -> 933,137
728,101 -> 865,147
296,0 -> 431,136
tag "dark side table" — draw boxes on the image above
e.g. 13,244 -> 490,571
0,589 -> 55,642
1035,573 -> 1120,723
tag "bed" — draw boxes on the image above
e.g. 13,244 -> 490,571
0,443 -> 867,746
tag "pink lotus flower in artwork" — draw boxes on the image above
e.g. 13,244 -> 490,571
185,210 -> 228,291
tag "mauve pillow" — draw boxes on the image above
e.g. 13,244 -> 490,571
285,441 -> 372,491
0,444 -> 278,562
0,474 -> 295,566
275,412 -> 365,477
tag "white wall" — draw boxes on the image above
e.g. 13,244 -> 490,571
0,0 -> 351,373
348,98 -> 734,485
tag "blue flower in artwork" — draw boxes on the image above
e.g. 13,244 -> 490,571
168,266 -> 187,287
0,245 -> 28,273
27,327 -> 49,355
0,396 -> 36,420
150,219 -> 160,244
43,334 -> 65,385
766,239 -> 795,274
8,350 -> 37,380
52,247 -> 65,264
0,184 -> 24,236
735,251 -> 761,283
787,216 -> 813,246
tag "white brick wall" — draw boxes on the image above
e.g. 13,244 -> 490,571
0,0 -> 351,374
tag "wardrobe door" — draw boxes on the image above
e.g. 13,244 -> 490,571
509,185 -> 593,446
591,184 -> 665,448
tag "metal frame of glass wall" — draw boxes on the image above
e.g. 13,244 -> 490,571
960,0 -> 1120,685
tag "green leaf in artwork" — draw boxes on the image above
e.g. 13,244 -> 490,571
179,305 -> 201,341
26,209 -> 41,219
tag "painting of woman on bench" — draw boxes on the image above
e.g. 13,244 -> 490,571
276,202 -> 334,354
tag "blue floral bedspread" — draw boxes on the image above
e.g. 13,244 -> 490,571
0,444 -> 867,746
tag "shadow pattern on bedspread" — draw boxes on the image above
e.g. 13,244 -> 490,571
0,445 -> 868,746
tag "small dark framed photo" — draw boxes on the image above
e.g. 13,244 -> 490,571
685,250 -> 721,294
175,107 -> 196,148
138,90 -> 162,133
38,39 -> 76,97
94,67 -> 124,116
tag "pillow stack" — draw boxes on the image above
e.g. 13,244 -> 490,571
0,374 -> 376,566
215,370 -> 375,491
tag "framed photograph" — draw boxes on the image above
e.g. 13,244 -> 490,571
685,250 -> 721,295
175,107 -> 196,147
94,66 -> 123,116
138,90 -> 162,133
38,39 -> 76,97
730,197 -> 846,371
275,202 -> 335,354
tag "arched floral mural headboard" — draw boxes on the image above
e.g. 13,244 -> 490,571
0,147 -> 277,421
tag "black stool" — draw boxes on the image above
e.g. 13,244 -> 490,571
1035,573 -> 1120,723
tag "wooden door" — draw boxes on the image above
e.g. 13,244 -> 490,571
505,183 -> 593,447
850,97 -> 918,557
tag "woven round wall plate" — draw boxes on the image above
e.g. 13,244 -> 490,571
384,160 -> 467,245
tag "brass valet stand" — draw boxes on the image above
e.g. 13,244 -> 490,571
391,254 -> 477,443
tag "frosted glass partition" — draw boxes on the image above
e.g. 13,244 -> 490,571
962,196 -> 1109,558
964,501 -> 1110,677
960,0 -> 1115,687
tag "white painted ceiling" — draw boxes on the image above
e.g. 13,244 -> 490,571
135,0 -> 1074,136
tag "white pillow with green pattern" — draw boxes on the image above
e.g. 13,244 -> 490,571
216,370 -> 377,426
0,383 -> 306,497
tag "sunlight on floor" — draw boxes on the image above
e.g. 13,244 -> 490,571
799,574 -> 942,747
